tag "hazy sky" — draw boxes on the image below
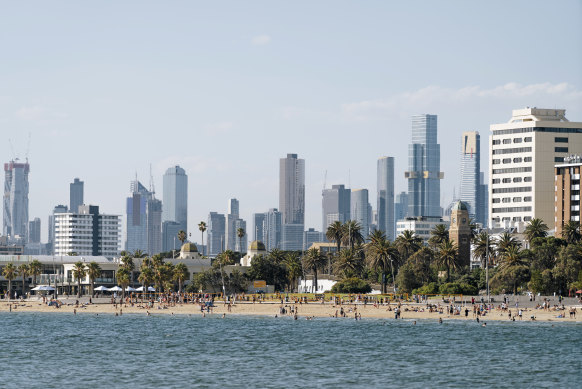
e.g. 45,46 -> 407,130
1,1 -> 581,243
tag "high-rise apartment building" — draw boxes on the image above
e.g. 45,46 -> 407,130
489,108 -> 582,229
207,212 -> 225,257
48,205 -> 68,254
351,189 -> 370,237
69,178 -> 84,213
28,217 -> 41,243
405,115 -> 443,218
226,198 -> 239,251
322,184 -> 351,233
233,218 -> 247,253
377,156 -> 395,240
125,180 -> 162,255
253,208 -> 282,252
3,160 -> 30,241
54,205 -> 120,258
394,192 -> 409,227
459,131 -> 487,225
554,155 -> 582,238
304,228 -> 324,250
280,154 -> 305,251
162,220 -> 182,253
163,166 -> 188,234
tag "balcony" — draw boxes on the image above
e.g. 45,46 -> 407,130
572,185 -> 580,190
572,195 -> 580,201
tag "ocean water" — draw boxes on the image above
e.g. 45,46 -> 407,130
0,312 -> 580,388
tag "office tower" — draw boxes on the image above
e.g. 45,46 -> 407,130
28,217 -> 41,243
279,154 -> 305,251
377,156 -> 395,240
351,189 -> 370,237
322,184 -> 351,233
405,115 -> 443,218
163,166 -> 188,234
48,205 -> 68,254
489,108 -> 582,229
253,208 -> 282,252
459,131 -> 482,224
233,218 -> 247,253
54,205 -> 120,257
162,220 -> 182,253
207,212 -> 225,257
394,192 -> 409,223
555,155 -> 582,237
69,178 -> 84,213
304,228 -> 324,251
3,160 -> 30,240
125,180 -> 162,255
479,173 -> 488,227
226,198 -> 239,251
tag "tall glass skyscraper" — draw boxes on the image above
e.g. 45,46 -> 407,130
207,211 -> 225,257
322,184 -> 351,233
253,208 -> 282,252
163,166 -> 188,235
377,157 -> 395,240
406,115 -> 442,218
279,154 -> 305,251
126,180 -> 162,255
351,189 -> 370,237
3,160 -> 30,240
459,131 -> 482,224
69,177 -> 84,214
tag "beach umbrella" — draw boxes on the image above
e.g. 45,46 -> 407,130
135,286 -> 144,292
125,286 -> 137,292
108,286 -> 122,292
94,286 -> 109,292
148,286 -> 155,292
31,286 -> 42,291
576,290 -> 582,294
39,285 -> 55,291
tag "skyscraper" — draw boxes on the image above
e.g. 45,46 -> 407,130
207,212 -> 225,257
125,180 -> 162,255
459,131 -> 481,224
28,217 -> 41,243
279,154 -> 305,251
351,189 -> 370,237
3,160 -> 30,241
394,191 -> 409,227
163,166 -> 188,234
322,184 -> 351,233
48,205 -> 68,254
377,156 -> 395,240
226,198 -> 239,251
162,220 -> 182,253
405,115 -> 443,218
69,178 -> 84,213
253,208 -> 282,252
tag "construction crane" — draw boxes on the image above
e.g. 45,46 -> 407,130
149,164 -> 156,197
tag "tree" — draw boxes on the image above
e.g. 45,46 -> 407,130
116,267 -> 130,300
29,259 -> 42,286
18,263 -> 30,297
562,221 -> 581,244
138,267 -> 154,301
404,247 -> 435,286
215,250 -> 236,267
302,247 -> 327,292
284,252 -> 302,292
237,227 -> 246,253
268,249 -> 286,265
524,218 -> 549,246
72,261 -> 87,298
496,232 -> 521,260
326,221 -> 344,254
177,230 -> 187,246
341,220 -> 364,250
436,240 -> 459,282
2,263 -> 17,299
198,221 -> 207,256
395,230 -> 422,263
472,231 -> 494,269
120,254 -> 135,286
428,224 -> 448,249
245,254 -> 288,291
333,248 -> 365,279
330,277 -> 371,294
365,231 -> 399,293
173,263 -> 190,294
86,262 -> 102,297
133,250 -> 147,258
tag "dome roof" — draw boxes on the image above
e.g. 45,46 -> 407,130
249,240 -> 266,251
451,201 -> 468,211
181,243 -> 198,253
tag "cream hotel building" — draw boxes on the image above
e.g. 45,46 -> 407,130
489,108 -> 582,230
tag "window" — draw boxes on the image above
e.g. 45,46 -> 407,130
524,157 -> 532,162
555,147 -> 568,153
492,167 -> 532,174
492,159 -> 500,165
513,177 -> 522,183
502,197 -> 511,203
492,147 -> 532,155
492,206 -> 532,213
555,137 -> 568,143
524,196 -> 532,202
555,157 -> 564,163
513,157 -> 522,163
524,177 -> 532,182
513,217 -> 522,222
503,139 -> 512,144
513,138 -> 522,143
524,137 -> 532,142
502,178 -> 511,183
492,198 -> 500,203
492,140 -> 501,145
513,197 -> 522,202
503,158 -> 511,164
524,216 -> 532,221
492,186 -> 532,194
492,179 -> 500,184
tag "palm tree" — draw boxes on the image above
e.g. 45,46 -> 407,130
173,263 -> 190,294
133,249 -> 147,259
472,231 -> 493,269
395,230 -> 422,262
116,267 -> 130,300
138,267 -> 154,301
524,218 -> 549,245
177,230 -> 187,246
2,263 -> 17,299
72,261 -> 87,298
18,264 -> 30,298
284,252 -> 302,292
498,245 -> 528,294
326,221 -> 344,253
120,254 -> 135,287
216,250 -> 236,267
86,262 -> 102,297
198,221 -> 207,256
496,231 -> 521,259
341,220 -> 364,250
428,224 -> 449,249
333,248 -> 365,279
365,232 -> 399,293
237,227 -> 246,253
302,247 -> 327,293
268,248 -> 286,264
29,259 -> 42,286
562,220 -> 581,244
436,240 -> 459,282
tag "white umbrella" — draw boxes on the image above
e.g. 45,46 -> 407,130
39,285 -> 55,291
125,286 -> 137,292
136,286 -> 155,292
108,286 -> 122,292
94,286 -> 109,291
31,286 -> 42,291
135,286 -> 144,292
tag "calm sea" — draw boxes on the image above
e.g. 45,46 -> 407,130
0,312 -> 580,388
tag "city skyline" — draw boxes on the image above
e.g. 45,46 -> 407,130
2,1 -> 581,241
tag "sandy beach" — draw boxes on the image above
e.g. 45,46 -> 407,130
2,296 -> 581,323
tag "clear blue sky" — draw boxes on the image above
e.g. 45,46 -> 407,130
1,0 -> 581,242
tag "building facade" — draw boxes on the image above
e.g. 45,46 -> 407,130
459,131 -> 482,224
253,208 -> 282,252
162,220 -> 182,253
405,115 -> 443,218
351,189 -> 370,237
163,165 -> 188,234
448,201 -> 471,267
322,184 -> 351,233
70,177 -> 84,213
28,217 -> 41,243
207,212 -> 225,257
304,228 -> 324,251
377,156 -> 395,240
554,155 -> 582,238
396,216 -> 445,243
279,154 -> 305,250
3,160 -> 30,241
489,108 -> 582,229
125,180 -> 162,255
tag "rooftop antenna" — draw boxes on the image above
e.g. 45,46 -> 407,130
149,163 -> 156,197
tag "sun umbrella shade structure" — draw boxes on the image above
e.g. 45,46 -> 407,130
135,286 -> 156,292
31,285 -> 56,291
125,286 -> 137,292
108,286 -> 123,292
94,286 -> 109,291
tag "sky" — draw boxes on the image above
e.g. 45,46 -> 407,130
1,0 -> 581,243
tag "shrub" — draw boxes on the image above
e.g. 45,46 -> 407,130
439,282 -> 477,295
413,282 -> 440,295
331,277 -> 372,294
